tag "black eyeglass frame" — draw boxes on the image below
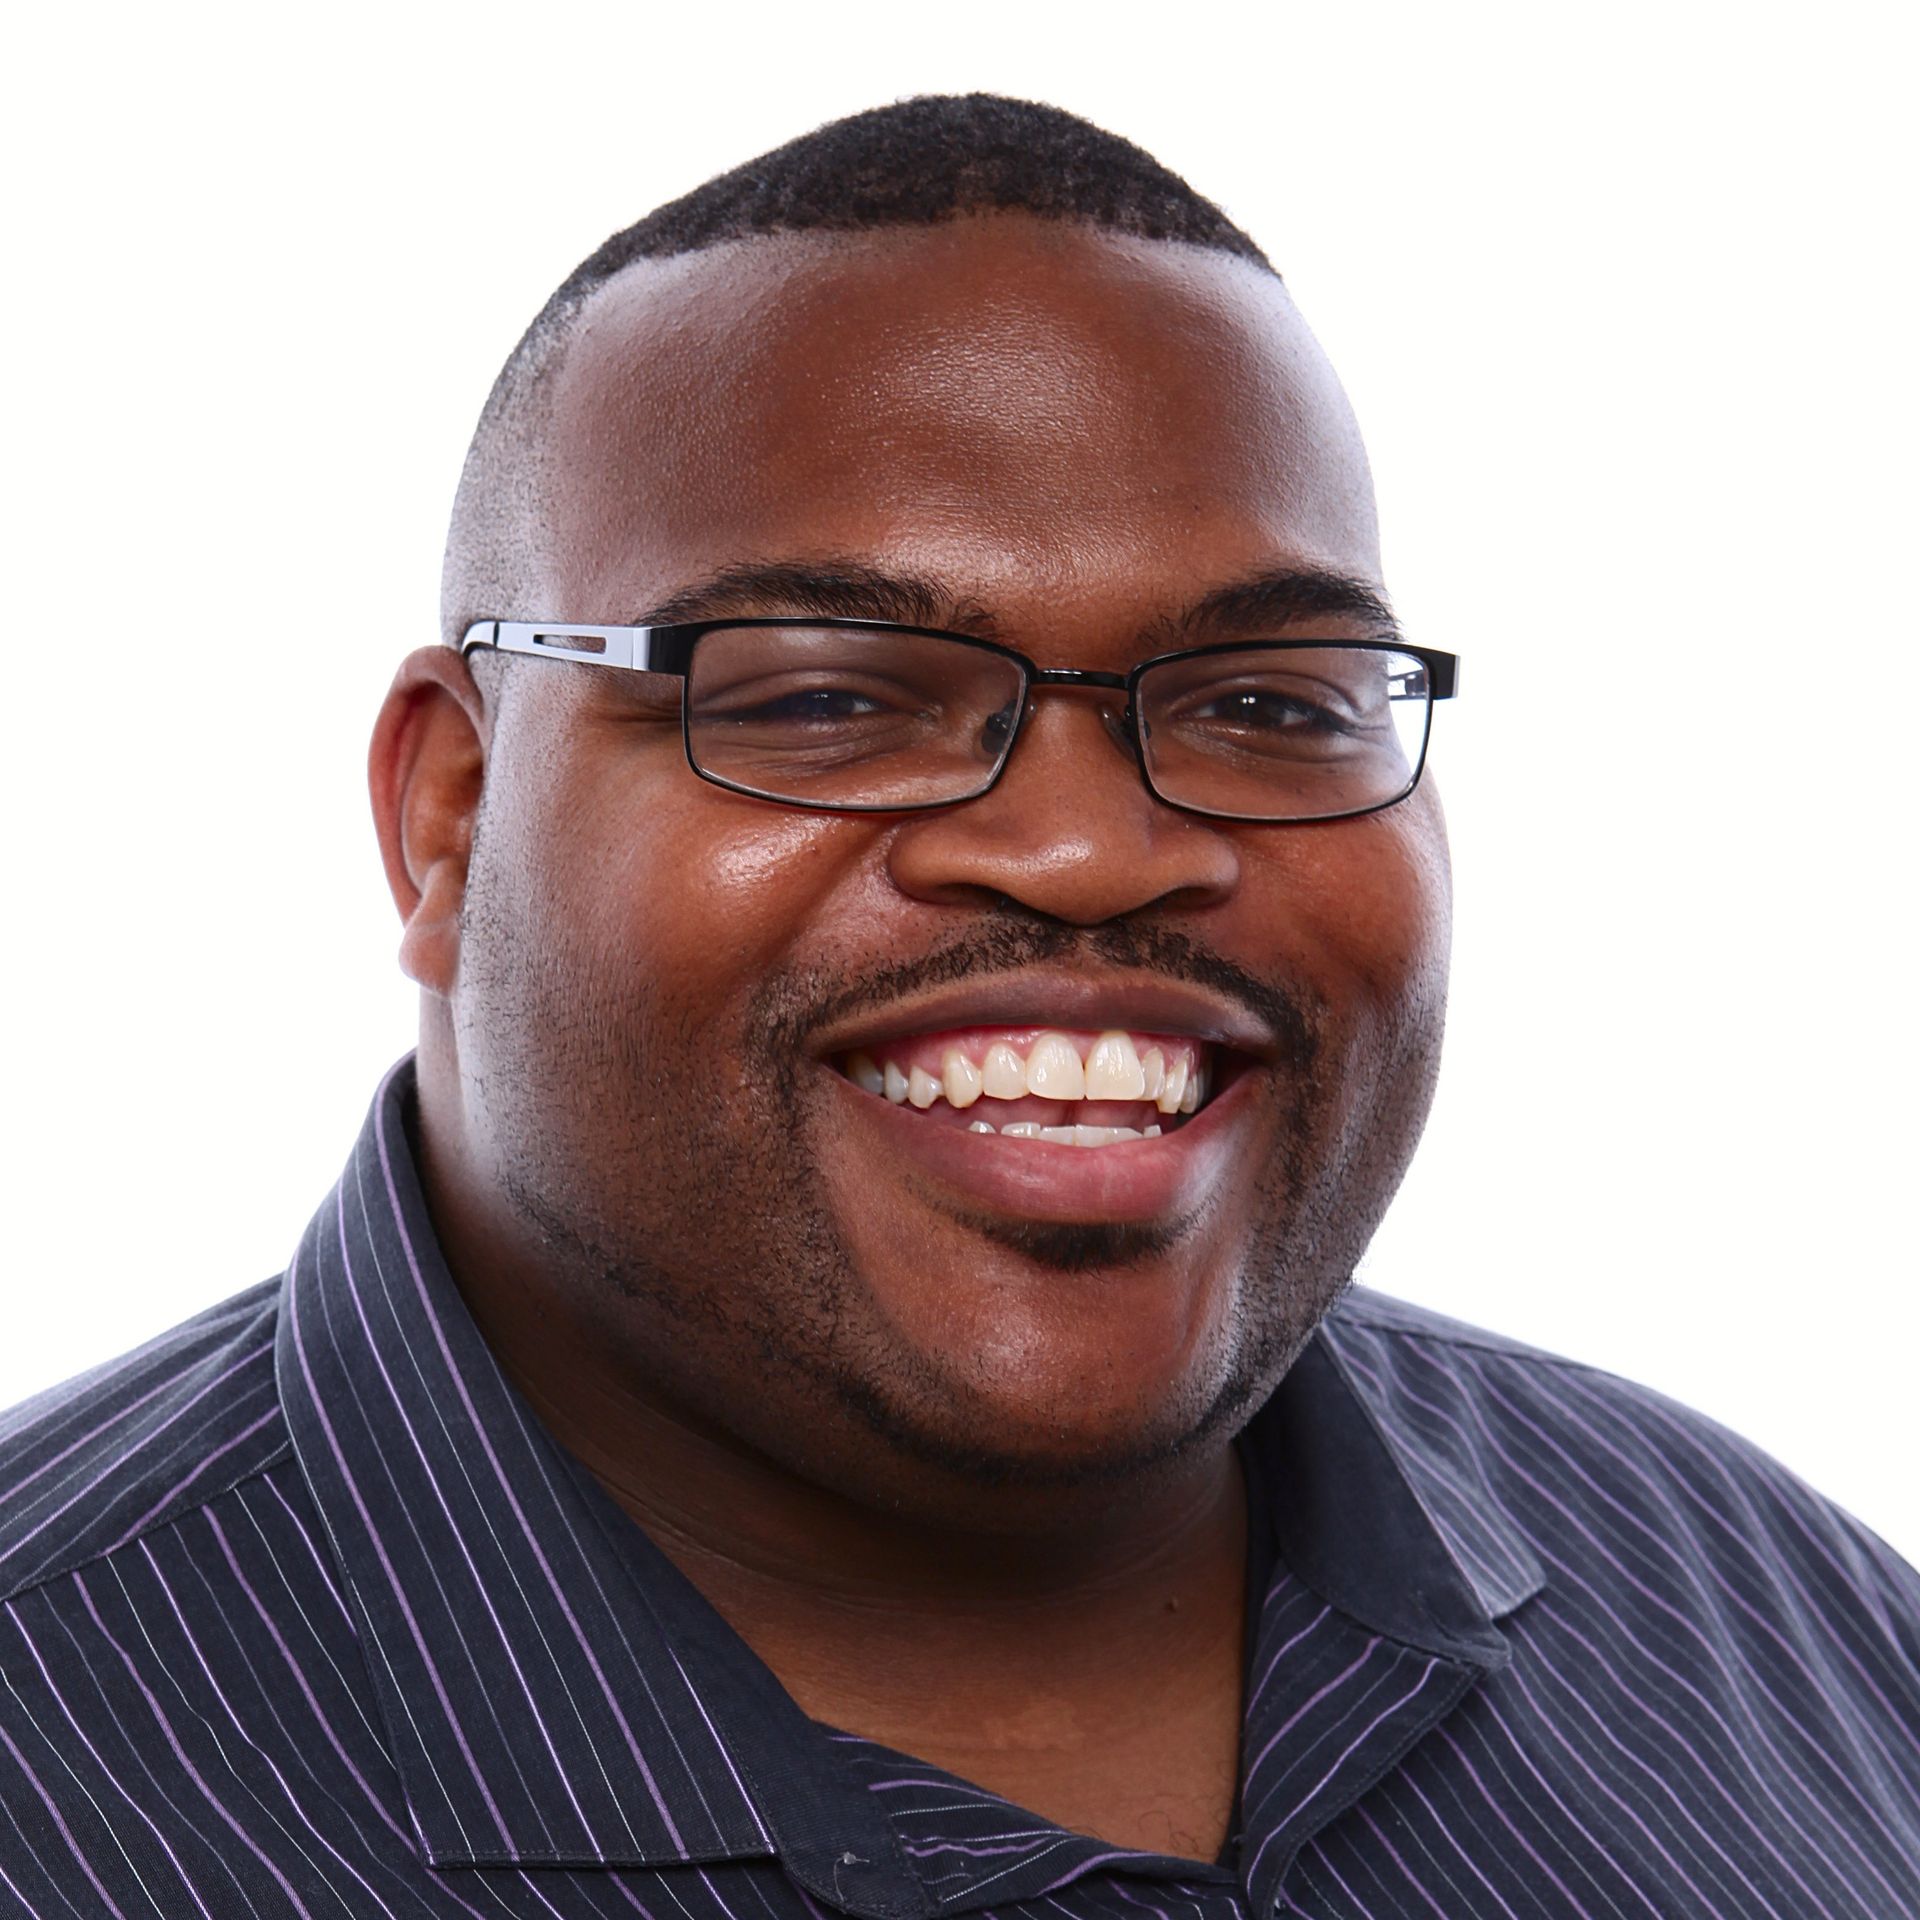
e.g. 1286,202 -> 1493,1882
460,616 -> 1462,825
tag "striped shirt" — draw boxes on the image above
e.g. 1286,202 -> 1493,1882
2,1061 -> 1916,1917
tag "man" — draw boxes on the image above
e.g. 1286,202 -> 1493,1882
1,95 -> 1914,1917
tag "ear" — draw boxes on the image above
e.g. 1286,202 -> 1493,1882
369,647 -> 490,996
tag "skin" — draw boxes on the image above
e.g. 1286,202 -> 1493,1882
370,215 -> 1451,1859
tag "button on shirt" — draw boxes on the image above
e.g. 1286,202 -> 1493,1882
2,1062 -> 1917,1917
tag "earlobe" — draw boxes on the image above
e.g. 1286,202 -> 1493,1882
369,647 -> 489,997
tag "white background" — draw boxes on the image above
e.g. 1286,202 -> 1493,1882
2,3 -> 1914,1560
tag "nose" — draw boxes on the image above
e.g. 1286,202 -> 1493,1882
885,685 -> 1241,924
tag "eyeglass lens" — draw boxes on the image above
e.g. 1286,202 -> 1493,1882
1135,645 -> 1429,821
683,625 -> 1430,819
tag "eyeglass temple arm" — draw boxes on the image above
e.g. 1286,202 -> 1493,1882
459,621 -> 697,675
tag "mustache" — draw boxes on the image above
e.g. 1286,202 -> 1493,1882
751,910 -> 1322,1071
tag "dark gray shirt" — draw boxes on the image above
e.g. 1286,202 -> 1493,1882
1,1060 -> 1915,1916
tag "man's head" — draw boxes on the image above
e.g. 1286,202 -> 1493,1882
372,96 -> 1450,1532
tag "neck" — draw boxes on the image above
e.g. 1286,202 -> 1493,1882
474,1266 -> 1248,1644
496,1325 -> 1251,1801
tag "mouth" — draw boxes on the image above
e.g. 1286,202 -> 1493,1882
809,978 -> 1272,1225
831,1026 -> 1228,1146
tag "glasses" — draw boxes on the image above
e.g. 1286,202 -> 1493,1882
460,617 -> 1460,824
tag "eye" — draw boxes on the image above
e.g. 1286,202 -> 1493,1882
1147,664 -> 1386,769
736,686 -> 890,724
1193,689 -> 1342,731
699,674 -> 929,731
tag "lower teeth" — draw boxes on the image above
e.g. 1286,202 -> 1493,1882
965,1122 -> 1163,1146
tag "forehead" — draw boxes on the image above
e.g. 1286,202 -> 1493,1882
539,216 -> 1381,637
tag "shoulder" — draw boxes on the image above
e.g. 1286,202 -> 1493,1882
1323,1285 -> 1920,1663
1326,1282 -> 1586,1365
0,1279 -> 290,1604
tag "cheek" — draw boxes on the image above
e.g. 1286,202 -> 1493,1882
1269,798 -> 1452,1018
467,686 -> 892,1048
550,769 -> 891,1018
1228,799 -> 1452,1165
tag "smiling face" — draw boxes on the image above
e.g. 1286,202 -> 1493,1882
416,215 -> 1451,1524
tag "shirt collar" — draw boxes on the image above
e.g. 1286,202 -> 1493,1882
277,1060 -> 1542,1906
1254,1321 -> 1545,1650
1226,1324 -> 1546,1909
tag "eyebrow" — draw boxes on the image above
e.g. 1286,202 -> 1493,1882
1170,569 -> 1402,644
637,558 -> 1401,646
639,560 -> 999,635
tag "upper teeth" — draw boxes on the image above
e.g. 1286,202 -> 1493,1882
846,1030 -> 1207,1116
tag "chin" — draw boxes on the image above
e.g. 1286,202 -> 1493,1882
810,1311 -> 1281,1502
789,1198 -> 1343,1507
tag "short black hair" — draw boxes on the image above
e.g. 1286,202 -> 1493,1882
443,95 -> 1275,648
552,93 -> 1270,311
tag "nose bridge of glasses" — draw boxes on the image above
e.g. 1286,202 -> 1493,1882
1029,666 -> 1130,692
1022,667 -> 1135,736
1002,671 -> 1140,773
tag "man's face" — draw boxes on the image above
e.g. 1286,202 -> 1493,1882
443,217 -> 1450,1521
